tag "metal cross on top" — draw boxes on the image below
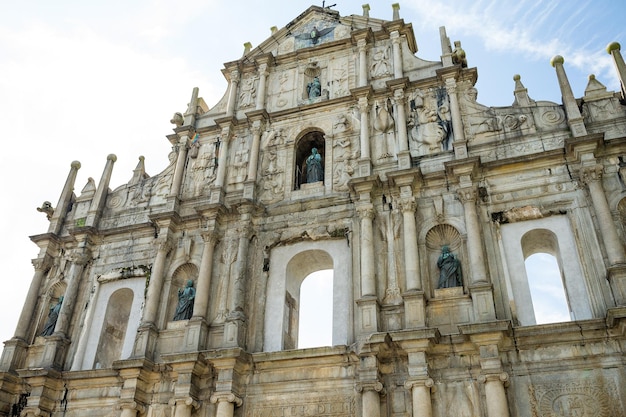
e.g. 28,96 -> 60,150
322,1 -> 336,9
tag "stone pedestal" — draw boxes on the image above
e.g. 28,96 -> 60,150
182,318 -> 209,352
397,150 -> 412,170
358,157 -> 372,177
243,180 -> 255,200
356,297 -> 380,335
470,284 -> 497,322
131,324 -> 158,359
403,290 -> 426,328
0,338 -> 28,372
39,335 -> 69,370
608,264 -> 626,306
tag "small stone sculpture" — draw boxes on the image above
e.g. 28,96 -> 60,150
437,245 -> 462,288
173,280 -> 196,321
306,148 -> 323,183
37,201 -> 54,220
40,296 -> 63,336
307,77 -> 321,99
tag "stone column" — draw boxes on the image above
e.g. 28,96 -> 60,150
550,55 -> 587,137
85,154 -> 116,227
361,386 -> 382,417
48,161 -> 81,235
193,231 -> 219,319
479,373 -> 510,417
215,128 -> 231,189
359,97 -> 371,160
458,187 -> 487,286
391,31 -> 403,79
14,256 -> 51,340
400,198 -> 420,291
142,238 -> 173,325
247,120 -> 263,181
173,397 -> 199,417
394,88 -> 408,152
54,250 -> 90,336
226,69 -> 240,117
170,133 -> 191,198
405,379 -> 434,417
607,42 -> 626,98
210,393 -> 242,417
255,63 -> 268,110
444,78 -> 467,158
358,206 -> 377,297
581,165 -> 626,265
119,402 -> 145,417
358,39 -> 368,87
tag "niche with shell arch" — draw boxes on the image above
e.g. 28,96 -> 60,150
294,129 -> 326,189
425,224 -> 465,294
166,263 -> 199,322
36,281 -> 67,340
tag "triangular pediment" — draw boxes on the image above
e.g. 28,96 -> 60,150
242,5 -> 388,61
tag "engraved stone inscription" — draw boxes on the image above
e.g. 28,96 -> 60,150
245,396 -> 354,417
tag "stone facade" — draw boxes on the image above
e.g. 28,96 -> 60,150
2,4 -> 626,417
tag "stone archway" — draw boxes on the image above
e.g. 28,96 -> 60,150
264,240 -> 352,352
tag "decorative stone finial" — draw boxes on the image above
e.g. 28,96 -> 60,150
71,161 -> 81,169
392,3 -> 400,20
550,55 -> 564,67
362,4 -> 370,17
107,154 -> 117,162
513,74 -> 521,81
243,42 -> 252,55
270,26 -> 277,35
607,41 -> 621,54
170,112 -> 184,127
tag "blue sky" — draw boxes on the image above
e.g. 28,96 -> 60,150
0,1 -> 624,344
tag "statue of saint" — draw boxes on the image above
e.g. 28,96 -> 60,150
437,245 -> 462,288
40,296 -> 63,336
307,77 -> 321,99
306,147 -> 323,183
173,280 -> 196,321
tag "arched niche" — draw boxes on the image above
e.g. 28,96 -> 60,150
72,268 -> 146,371
294,129 -> 326,189
425,224 -> 465,294
166,263 -> 198,323
93,288 -> 133,369
36,281 -> 67,340
264,240 -> 352,351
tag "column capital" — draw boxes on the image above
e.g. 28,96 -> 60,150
201,230 -> 220,246
210,392 -> 243,407
155,237 -> 174,253
404,377 -> 434,390
478,372 -> 509,387
579,164 -> 604,185
119,400 -> 146,413
457,186 -> 477,204
32,256 -> 53,271
399,197 -> 417,213
356,205 -> 376,220
173,397 -> 200,410
67,250 -> 91,265
355,380 -> 384,393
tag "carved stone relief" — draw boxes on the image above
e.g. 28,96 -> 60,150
230,134 -> 250,183
433,381 -> 481,417
259,149 -> 285,203
239,75 -> 257,109
408,88 -> 453,155
184,142 -> 216,198
374,99 -> 396,159
370,47 -> 392,78
271,70 -> 296,110
529,380 -> 622,417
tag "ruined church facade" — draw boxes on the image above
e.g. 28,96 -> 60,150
2,4 -> 626,417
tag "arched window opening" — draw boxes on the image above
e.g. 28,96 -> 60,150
298,269 -> 333,349
93,288 -> 133,369
525,253 -> 571,324
521,229 -> 572,324
294,131 -> 326,189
